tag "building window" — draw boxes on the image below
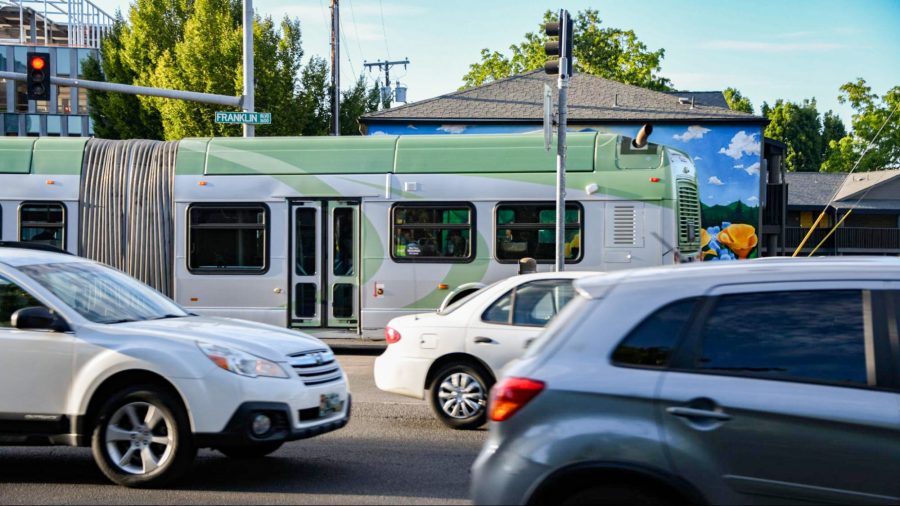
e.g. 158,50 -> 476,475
76,88 -> 88,114
56,47 -> 72,77
57,86 -> 72,114
15,82 -> 27,113
0,78 -> 7,113
20,202 -> 66,249
188,205 -> 268,274
391,203 -> 474,262
67,115 -> 82,136
495,202 -> 583,263
77,49 -> 93,78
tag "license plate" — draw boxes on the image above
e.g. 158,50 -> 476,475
319,393 -> 343,417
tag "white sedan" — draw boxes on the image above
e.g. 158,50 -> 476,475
0,244 -> 349,487
374,271 -> 596,429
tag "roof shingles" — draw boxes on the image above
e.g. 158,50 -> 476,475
362,70 -> 766,123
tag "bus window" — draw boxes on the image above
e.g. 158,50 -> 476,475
495,203 -> 582,263
20,202 -> 65,249
188,204 -> 268,274
391,203 -> 474,262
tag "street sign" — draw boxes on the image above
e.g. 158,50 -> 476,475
215,111 -> 271,125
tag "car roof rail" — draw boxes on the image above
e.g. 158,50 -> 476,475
0,241 -> 73,255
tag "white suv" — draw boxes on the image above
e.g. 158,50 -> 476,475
0,245 -> 350,487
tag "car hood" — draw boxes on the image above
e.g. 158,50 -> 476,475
104,316 -> 327,361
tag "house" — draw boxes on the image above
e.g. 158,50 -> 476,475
782,169 -> 900,255
359,70 -> 781,260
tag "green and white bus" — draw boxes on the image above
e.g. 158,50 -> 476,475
0,132 -> 700,337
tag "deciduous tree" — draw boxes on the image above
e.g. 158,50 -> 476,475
821,79 -> 900,173
723,87 -> 753,114
461,9 -> 671,91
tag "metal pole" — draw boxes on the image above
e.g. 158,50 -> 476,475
554,60 -> 569,272
331,0 -> 340,135
0,71 -> 244,107
242,0 -> 254,137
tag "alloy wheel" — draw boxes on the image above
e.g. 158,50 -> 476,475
104,401 -> 174,475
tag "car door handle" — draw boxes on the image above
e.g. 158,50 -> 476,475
474,336 -> 497,345
666,407 -> 732,421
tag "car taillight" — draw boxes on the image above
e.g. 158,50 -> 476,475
489,377 -> 545,422
385,326 -> 401,344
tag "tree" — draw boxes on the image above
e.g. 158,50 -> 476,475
339,76 -> 381,135
820,110 -> 846,163
763,98 -> 823,172
460,9 -> 671,91
85,0 -> 379,139
821,79 -> 900,173
723,87 -> 753,114
84,15 -> 164,139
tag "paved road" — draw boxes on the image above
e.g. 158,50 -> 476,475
0,354 -> 487,505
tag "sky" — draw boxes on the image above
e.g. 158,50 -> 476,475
88,0 -> 900,126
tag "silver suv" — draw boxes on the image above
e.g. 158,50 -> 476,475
471,257 -> 900,505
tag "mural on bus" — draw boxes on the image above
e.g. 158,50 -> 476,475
367,122 -> 762,260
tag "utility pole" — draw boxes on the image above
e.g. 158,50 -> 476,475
363,58 -> 409,107
331,0 -> 340,136
242,0 -> 254,137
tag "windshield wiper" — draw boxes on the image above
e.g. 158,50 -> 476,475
103,318 -> 139,324
151,313 -> 190,320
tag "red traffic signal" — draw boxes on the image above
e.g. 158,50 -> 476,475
30,56 -> 47,71
27,52 -> 51,101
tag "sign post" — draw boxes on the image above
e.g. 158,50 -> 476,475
214,111 -> 272,125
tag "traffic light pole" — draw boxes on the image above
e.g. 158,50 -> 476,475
554,61 -> 569,272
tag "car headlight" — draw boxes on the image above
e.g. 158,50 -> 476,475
197,342 -> 289,379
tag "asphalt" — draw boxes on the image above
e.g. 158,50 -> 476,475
0,354 -> 486,505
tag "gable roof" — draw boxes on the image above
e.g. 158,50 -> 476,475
361,70 -> 766,124
786,169 -> 900,210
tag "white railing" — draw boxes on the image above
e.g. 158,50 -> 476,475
0,0 -> 113,48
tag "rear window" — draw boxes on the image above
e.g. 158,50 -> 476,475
696,290 -> 867,386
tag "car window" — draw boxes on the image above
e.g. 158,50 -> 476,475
482,290 -> 513,324
697,290 -> 867,386
612,298 -> 698,368
0,276 -> 44,327
512,280 -> 575,326
482,279 -> 576,327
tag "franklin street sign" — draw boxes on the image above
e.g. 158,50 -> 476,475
215,111 -> 272,125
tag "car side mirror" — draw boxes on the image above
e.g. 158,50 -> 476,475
11,306 -> 70,332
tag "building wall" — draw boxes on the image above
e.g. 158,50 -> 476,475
0,45 -> 95,136
365,121 -> 764,260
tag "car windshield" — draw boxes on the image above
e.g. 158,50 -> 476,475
18,262 -> 189,324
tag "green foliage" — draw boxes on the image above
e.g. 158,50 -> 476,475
821,79 -> 900,173
460,9 -> 671,91
86,0 -> 379,139
762,98 -> 823,172
820,110 -> 846,164
723,87 -> 753,114
340,77 -> 382,135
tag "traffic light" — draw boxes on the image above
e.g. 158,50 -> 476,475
27,52 -> 51,101
543,10 -> 574,77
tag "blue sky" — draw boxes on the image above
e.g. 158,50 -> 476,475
90,0 -> 900,125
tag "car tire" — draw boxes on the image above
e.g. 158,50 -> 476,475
216,441 -> 284,459
560,484 -> 673,506
91,385 -> 196,488
428,362 -> 492,430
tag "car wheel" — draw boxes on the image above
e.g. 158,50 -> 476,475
91,385 -> 196,488
428,363 -> 491,430
216,441 -> 284,459
560,484 -> 673,506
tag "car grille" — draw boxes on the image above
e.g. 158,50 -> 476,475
287,349 -> 342,386
676,179 -> 702,253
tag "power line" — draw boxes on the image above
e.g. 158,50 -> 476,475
378,0 -> 390,58
345,0 -> 367,65
339,15 -> 358,78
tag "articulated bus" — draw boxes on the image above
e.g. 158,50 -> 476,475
0,132 -> 700,337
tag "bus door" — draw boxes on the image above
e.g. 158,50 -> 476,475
289,200 -> 360,329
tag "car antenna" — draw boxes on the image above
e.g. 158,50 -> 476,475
651,232 -> 681,264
